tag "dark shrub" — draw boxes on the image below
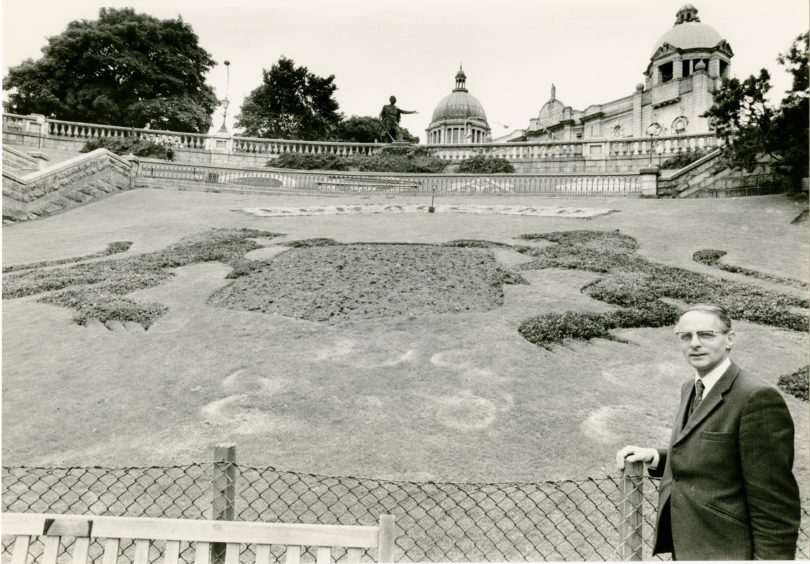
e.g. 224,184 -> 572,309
81,137 -> 171,160
693,249 -> 727,265
354,152 -> 446,173
269,145 -> 446,173
270,153 -> 350,171
518,311 -> 613,346
443,240 -> 512,249
660,148 -> 712,169
520,230 -> 638,252
778,366 -> 809,401
457,155 -> 515,174
609,301 -> 680,328
283,238 -> 343,248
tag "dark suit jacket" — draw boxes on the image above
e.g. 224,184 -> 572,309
650,362 -> 800,560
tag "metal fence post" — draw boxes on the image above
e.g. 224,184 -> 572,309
212,444 -> 236,564
619,460 -> 644,561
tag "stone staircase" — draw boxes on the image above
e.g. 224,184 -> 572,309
658,150 -> 789,198
3,148 -> 135,224
2,145 -> 42,175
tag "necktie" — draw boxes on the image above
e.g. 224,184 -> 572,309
689,379 -> 705,418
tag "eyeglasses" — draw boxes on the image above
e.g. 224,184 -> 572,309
675,330 -> 726,343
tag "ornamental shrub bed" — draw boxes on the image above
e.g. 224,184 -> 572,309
81,137 -> 172,160
282,238 -> 342,247
693,249 -> 808,289
443,240 -> 514,249
2,240 -> 130,275
42,288 -> 168,328
353,151 -> 445,173
271,153 -> 350,171
4,226 -> 804,339
2,229 -> 283,329
518,311 -> 614,345
268,144 -> 448,173
515,230 -> 808,347
518,301 -> 680,348
778,366 -> 809,401
209,243 -> 527,325
456,155 -> 515,174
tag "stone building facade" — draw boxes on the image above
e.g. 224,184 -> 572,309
514,4 -> 732,142
426,67 -> 491,145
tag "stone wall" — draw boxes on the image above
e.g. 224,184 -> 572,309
3,149 -> 134,223
689,172 -> 791,198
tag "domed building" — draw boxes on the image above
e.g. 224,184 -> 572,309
517,4 -> 732,142
426,67 -> 491,145
646,4 -> 732,89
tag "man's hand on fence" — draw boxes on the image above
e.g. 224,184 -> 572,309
616,445 -> 657,470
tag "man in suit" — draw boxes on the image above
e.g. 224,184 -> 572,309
616,304 -> 801,560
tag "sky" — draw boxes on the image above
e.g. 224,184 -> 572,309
2,0 -> 808,140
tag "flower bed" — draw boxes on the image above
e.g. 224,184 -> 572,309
516,230 -> 808,346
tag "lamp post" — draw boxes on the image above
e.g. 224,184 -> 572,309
219,60 -> 231,133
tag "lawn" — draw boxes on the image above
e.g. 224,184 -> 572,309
2,190 -> 807,493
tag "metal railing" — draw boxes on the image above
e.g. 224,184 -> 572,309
2,449 -> 808,562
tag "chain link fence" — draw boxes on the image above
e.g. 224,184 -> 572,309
2,451 -> 808,562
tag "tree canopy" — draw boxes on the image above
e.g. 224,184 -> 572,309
704,32 -> 808,188
334,115 -> 419,144
235,57 -> 341,140
3,8 -> 218,133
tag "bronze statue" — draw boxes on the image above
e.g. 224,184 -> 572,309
379,96 -> 417,142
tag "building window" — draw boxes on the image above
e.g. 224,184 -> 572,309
682,60 -> 691,77
659,61 -> 673,83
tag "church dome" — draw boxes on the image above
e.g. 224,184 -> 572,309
652,5 -> 723,56
430,67 -> 488,123
431,92 -> 488,122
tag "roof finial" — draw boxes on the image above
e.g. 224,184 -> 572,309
675,4 -> 700,25
551,83 -> 556,101
454,65 -> 468,92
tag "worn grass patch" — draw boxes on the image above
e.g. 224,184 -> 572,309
516,230 -> 808,347
2,229 -> 284,329
208,244 -> 527,324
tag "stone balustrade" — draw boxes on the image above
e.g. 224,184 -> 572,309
2,113 -> 721,171
233,136 -> 380,156
137,159 -> 641,197
430,141 -> 585,161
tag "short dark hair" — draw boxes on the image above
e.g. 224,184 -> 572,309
681,303 -> 733,332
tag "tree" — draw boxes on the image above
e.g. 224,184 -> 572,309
3,8 -> 218,133
334,115 -> 419,144
235,57 -> 341,140
704,32 -> 808,189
